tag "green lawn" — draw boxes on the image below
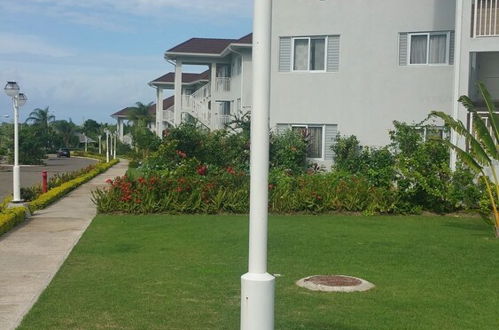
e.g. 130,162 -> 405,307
19,215 -> 499,329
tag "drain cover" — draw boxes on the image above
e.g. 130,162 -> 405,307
296,275 -> 375,292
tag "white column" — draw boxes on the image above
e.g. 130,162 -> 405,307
210,62 -> 217,129
156,87 -> 164,137
98,136 -> 102,154
451,0 -> 465,171
12,98 -> 21,202
84,134 -> 88,152
174,60 -> 183,126
117,118 -> 124,141
240,0 -> 274,329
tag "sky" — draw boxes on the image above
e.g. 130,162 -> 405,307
0,0 -> 253,124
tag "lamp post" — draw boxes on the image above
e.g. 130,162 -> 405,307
4,82 -> 27,203
105,130 -> 110,162
98,135 -> 102,154
240,0 -> 274,329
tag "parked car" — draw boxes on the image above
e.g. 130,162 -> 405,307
57,148 -> 70,158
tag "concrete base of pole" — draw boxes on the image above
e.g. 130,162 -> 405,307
12,165 -> 21,202
240,272 -> 275,330
7,201 -> 31,217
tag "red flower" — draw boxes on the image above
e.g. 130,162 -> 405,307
138,177 -> 146,184
197,165 -> 207,176
105,179 -> 113,184
175,150 -> 187,158
226,166 -> 236,175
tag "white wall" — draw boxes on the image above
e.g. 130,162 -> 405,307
270,0 -> 456,146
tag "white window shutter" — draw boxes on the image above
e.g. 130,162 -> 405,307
449,31 -> 455,65
279,37 -> 292,72
326,36 -> 340,72
399,33 -> 408,66
324,124 -> 338,161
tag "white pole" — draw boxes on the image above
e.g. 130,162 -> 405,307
99,135 -> 102,154
12,97 -> 21,202
240,0 -> 275,329
106,131 -> 109,163
84,134 -> 88,152
113,133 -> 117,159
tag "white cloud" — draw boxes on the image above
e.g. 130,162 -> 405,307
0,0 -> 251,31
0,33 -> 74,57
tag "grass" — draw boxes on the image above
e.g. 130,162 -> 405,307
19,214 -> 499,329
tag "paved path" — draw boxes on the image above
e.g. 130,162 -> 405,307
0,155 -> 98,201
0,159 -> 128,330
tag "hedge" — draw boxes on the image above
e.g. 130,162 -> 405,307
0,207 -> 26,236
72,151 -> 107,163
0,159 -> 119,237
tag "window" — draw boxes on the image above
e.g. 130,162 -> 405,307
415,126 -> 448,141
292,125 -> 324,159
293,37 -> 327,71
218,101 -> 231,116
409,32 -> 449,65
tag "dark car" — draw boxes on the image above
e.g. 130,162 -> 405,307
57,148 -> 70,158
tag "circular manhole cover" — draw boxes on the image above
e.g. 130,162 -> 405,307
296,275 -> 375,292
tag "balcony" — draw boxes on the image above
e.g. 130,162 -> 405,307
215,77 -> 231,93
472,0 -> 499,37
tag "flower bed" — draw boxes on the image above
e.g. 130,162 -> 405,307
93,169 -> 397,215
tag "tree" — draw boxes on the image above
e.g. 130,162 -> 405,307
26,107 -> 55,128
128,102 -> 154,127
25,107 -> 55,150
82,119 -> 101,138
53,120 -> 78,148
431,82 -> 499,238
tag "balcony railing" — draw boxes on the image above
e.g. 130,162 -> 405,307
162,107 -> 174,124
215,77 -> 231,93
473,0 -> 499,37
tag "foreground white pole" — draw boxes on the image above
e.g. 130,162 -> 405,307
12,97 -> 21,202
240,0 -> 275,329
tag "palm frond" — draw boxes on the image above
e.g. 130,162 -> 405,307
431,111 -> 491,166
478,82 -> 499,143
472,113 -> 498,161
440,139 -> 483,174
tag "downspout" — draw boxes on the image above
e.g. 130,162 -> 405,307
450,0 -> 464,171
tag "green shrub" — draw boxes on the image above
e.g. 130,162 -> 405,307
270,129 -> 308,174
0,207 -> 26,236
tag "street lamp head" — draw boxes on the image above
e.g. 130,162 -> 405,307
17,93 -> 27,107
4,81 -> 20,97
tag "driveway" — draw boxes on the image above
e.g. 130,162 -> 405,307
0,155 -> 98,200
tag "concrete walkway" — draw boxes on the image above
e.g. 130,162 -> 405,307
0,160 -> 128,330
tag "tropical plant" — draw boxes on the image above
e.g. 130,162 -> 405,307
431,82 -> 499,237
128,102 -> 154,127
53,120 -> 79,148
25,106 -> 55,150
25,107 -> 55,129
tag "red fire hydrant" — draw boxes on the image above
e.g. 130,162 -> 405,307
42,171 -> 48,193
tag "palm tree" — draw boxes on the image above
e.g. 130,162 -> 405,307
26,107 -> 55,128
26,107 -> 55,150
128,102 -> 154,127
53,120 -> 77,148
431,82 -> 499,238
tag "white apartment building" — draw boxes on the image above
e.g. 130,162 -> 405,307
113,0 -> 498,166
